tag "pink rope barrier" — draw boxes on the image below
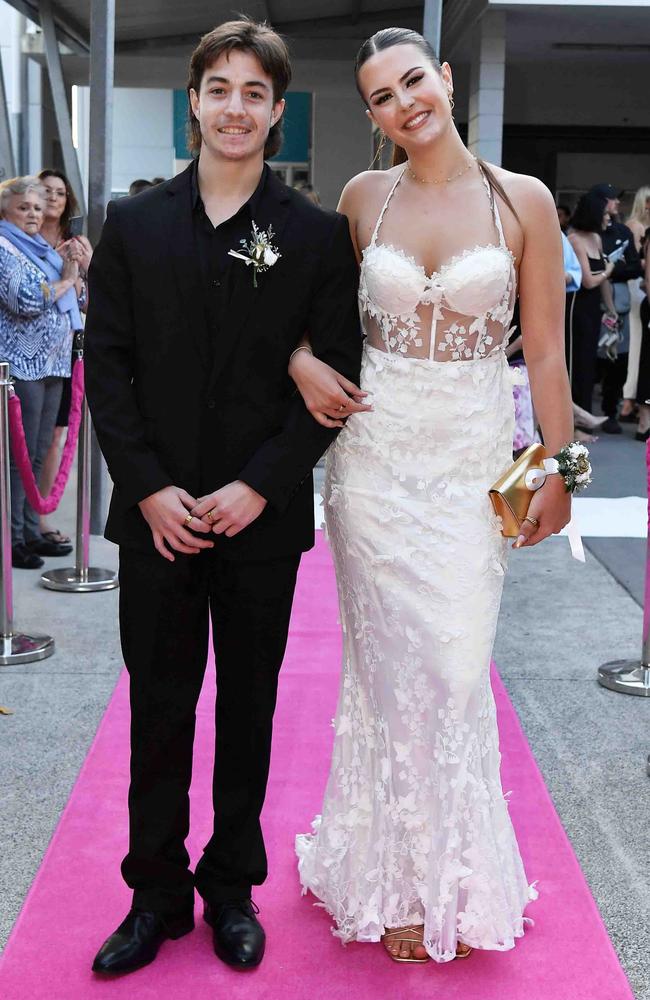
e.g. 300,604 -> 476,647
8,359 -> 85,515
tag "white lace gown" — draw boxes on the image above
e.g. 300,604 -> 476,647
296,167 -> 538,962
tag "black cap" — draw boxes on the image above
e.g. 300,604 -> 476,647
589,183 -> 623,199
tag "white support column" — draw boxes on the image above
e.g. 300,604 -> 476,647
423,0 -> 443,59
88,0 -> 115,534
0,3 -> 20,179
467,11 -> 506,166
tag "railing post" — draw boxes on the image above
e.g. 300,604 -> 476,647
598,439 -> 650,697
0,362 -> 54,665
41,339 -> 118,593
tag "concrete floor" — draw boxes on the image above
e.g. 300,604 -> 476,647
1,427 -> 649,998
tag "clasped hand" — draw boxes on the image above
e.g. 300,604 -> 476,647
139,482 -> 267,561
191,481 -> 267,536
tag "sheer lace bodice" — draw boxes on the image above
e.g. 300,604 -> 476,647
359,167 -> 517,362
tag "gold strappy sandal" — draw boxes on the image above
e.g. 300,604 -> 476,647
455,943 -> 473,959
382,926 -> 429,964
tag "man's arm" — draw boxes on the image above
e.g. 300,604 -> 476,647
85,201 -> 173,509
610,223 -> 643,283
236,212 -> 362,513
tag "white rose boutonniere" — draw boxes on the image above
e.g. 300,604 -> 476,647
228,222 -> 281,288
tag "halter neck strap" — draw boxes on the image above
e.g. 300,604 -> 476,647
478,165 -> 507,249
370,167 -> 407,247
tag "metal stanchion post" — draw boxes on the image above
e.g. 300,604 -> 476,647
0,362 -> 54,664
598,447 -> 650,696
41,341 -> 118,593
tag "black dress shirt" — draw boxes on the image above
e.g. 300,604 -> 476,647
190,159 -> 268,357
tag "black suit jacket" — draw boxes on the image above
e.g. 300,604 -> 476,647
85,163 -> 362,559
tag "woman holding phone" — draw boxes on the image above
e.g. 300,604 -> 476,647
37,169 -> 92,548
567,193 -> 618,416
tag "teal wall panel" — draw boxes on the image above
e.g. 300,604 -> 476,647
174,90 -> 311,163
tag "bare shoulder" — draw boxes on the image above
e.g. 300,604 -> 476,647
339,166 -> 401,215
339,167 -> 403,250
486,163 -> 557,225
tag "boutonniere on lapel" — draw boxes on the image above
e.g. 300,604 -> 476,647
228,222 -> 281,288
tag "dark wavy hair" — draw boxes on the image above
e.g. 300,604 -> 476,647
186,17 -> 291,160
570,192 -> 608,233
38,169 -> 79,238
355,27 -> 519,221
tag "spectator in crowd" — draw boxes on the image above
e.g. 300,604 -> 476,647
634,228 -> 650,441
37,168 -> 93,547
557,203 -> 572,233
128,179 -> 154,196
567,192 -> 617,418
295,182 -> 321,206
589,182 -> 643,434
0,176 -> 84,568
561,228 -> 606,440
620,185 -> 650,422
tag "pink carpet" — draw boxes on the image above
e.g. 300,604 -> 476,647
0,535 -> 633,999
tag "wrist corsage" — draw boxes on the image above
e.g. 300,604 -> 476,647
548,441 -> 592,493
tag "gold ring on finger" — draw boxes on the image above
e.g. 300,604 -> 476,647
183,513 -> 193,526
206,508 -> 217,523
524,515 -> 539,527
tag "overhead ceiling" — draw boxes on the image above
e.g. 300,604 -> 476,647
6,0 -> 648,71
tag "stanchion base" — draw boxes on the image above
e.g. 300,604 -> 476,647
597,659 -> 650,697
0,632 -> 54,665
40,567 -> 118,593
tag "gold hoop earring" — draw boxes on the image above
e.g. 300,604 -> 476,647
370,130 -> 387,169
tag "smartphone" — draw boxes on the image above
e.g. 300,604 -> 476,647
606,239 -> 629,263
69,215 -> 84,237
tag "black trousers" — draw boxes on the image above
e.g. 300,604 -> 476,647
600,351 -> 629,418
567,287 -> 601,413
118,545 -> 301,918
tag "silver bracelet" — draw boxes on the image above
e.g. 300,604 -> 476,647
289,345 -> 313,364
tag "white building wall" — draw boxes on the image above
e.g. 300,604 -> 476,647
76,86 -> 175,195
291,58 -> 372,209
0,1 -> 24,172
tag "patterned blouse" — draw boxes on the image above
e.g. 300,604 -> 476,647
0,236 -> 84,381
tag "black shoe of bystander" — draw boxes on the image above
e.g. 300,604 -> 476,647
601,417 -> 623,435
12,544 -> 44,569
27,538 -> 73,557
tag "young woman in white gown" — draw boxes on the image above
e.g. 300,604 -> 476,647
292,28 -> 573,965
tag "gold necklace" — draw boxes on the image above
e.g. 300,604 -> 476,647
407,154 -> 476,185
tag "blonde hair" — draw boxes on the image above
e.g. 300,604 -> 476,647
0,175 -> 46,217
627,186 -> 650,226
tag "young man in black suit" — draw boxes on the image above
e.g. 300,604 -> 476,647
86,18 -> 362,975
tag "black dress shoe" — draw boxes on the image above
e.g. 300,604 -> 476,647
92,908 -> 194,975
11,544 -> 44,569
601,417 -> 623,435
204,900 -> 265,969
27,537 -> 73,557
635,429 -> 650,442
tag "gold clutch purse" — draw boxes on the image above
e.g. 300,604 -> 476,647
488,443 -> 547,537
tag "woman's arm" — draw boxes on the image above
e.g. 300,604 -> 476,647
0,244 -> 75,316
514,176 -> 574,547
568,232 -> 614,289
